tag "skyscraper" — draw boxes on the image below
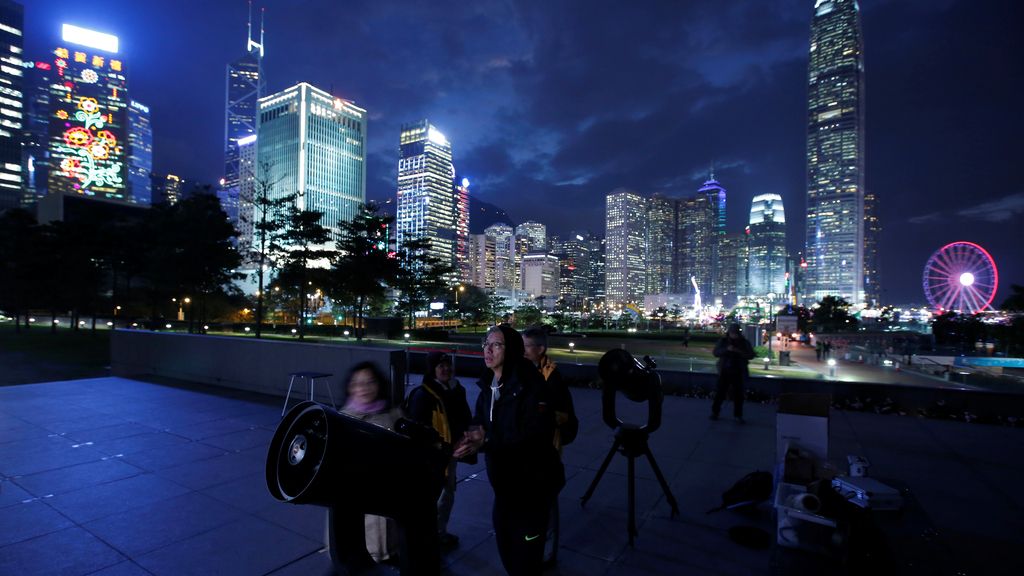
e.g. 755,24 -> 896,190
805,0 -> 866,304
454,177 -> 471,282
863,190 -> 881,305
485,222 -> 515,290
646,193 -> 674,295
0,0 -> 24,210
222,3 -> 265,222
675,194 -> 713,301
605,189 -> 647,306
126,100 -> 151,205
396,120 -> 458,277
257,82 -> 366,245
236,134 -> 257,257
699,175 -> 727,302
46,24 -> 127,201
515,221 -> 547,251
20,59 -> 50,206
468,232 -> 495,289
747,193 -> 788,297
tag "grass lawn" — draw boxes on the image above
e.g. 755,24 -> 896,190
0,325 -> 111,385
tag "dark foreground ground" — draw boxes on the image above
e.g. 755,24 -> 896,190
1,375 -> 1022,575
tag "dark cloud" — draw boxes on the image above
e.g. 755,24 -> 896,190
21,0 -> 1021,304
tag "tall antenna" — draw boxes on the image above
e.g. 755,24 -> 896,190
709,160 -> 715,182
247,0 -> 253,48
260,6 -> 265,56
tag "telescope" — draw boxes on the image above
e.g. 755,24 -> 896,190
266,401 -> 448,575
582,349 -> 680,545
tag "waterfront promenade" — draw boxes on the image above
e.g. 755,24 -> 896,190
2,373 -> 1022,575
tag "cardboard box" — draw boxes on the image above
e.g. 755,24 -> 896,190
776,393 -> 830,465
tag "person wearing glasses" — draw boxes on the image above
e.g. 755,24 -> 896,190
453,324 -> 562,576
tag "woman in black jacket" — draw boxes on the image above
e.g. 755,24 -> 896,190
405,351 -> 472,549
453,324 -> 562,576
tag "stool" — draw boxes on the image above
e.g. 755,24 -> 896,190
282,371 -> 335,416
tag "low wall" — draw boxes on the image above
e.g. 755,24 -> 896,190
110,330 -> 407,407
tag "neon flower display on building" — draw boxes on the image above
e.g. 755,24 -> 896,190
53,96 -> 124,190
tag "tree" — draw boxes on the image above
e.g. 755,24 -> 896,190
393,238 -> 452,328
275,199 -> 334,339
247,161 -> 292,338
513,305 -> 543,328
1002,284 -> 1024,311
810,295 -> 859,333
0,209 -> 40,331
328,203 -> 399,340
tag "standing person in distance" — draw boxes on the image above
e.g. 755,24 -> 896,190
405,352 -> 473,551
710,324 -> 756,423
522,325 -> 577,568
453,324 -> 562,576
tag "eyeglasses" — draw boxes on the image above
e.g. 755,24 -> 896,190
481,341 -> 505,351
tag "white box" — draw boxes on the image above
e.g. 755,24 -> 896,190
776,394 -> 830,464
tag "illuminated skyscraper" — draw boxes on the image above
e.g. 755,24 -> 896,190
646,193 -> 673,295
46,24 -> 127,201
222,3 -> 264,221
126,100 -> 151,205
747,193 -> 788,297
454,176 -> 471,282
21,59 -> 50,206
699,175 -> 727,301
676,194 -> 712,301
468,232 -> 495,289
515,221 -> 547,252
485,222 -> 515,290
151,173 -> 183,206
605,189 -> 647,306
257,82 -> 366,245
396,120 -> 458,277
0,0 -> 23,210
521,252 -> 560,302
236,134 -> 257,257
863,190 -> 881,305
805,0 -> 865,303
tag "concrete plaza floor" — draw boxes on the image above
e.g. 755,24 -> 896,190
2,376 -> 1022,575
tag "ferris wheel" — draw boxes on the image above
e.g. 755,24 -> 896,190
922,241 -> 998,314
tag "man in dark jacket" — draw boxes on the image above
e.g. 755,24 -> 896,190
711,323 -> 756,422
405,352 -> 473,550
453,324 -> 562,576
522,325 -> 578,566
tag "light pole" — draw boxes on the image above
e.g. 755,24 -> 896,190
766,292 -> 776,356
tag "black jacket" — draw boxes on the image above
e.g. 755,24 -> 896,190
713,335 -> 756,378
472,360 -> 564,496
406,377 -> 472,446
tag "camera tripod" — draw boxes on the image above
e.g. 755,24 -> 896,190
580,423 -> 680,546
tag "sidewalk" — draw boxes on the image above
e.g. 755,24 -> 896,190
1,376 -> 1022,575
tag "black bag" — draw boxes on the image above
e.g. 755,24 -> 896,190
707,470 -> 773,514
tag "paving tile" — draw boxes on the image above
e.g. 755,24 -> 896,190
263,548 -> 337,576
201,469 -> 280,512
133,516 -> 321,576
0,526 -> 125,576
84,491 -> 244,557
0,477 -> 34,509
63,422 -> 162,444
0,499 -> 74,547
197,426 -> 274,452
154,449 -> 260,491
0,439 -> 108,477
92,431 -> 192,457
14,457 -> 145,497
84,560 -> 156,576
119,440 -> 227,472
45,473 -> 192,524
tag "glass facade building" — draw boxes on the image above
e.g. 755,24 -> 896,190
223,10 -> 264,224
396,119 -> 458,277
126,99 -> 151,205
20,59 -> 49,206
0,0 -> 23,210
257,82 -> 366,249
805,0 -> 866,303
645,193 -> 674,295
605,189 -> 647,306
485,222 -> 515,290
515,220 -> 547,252
46,25 -> 128,201
747,193 -> 788,297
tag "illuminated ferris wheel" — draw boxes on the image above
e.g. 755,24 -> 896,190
922,241 -> 998,314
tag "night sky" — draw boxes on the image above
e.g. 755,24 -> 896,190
23,0 -> 1023,306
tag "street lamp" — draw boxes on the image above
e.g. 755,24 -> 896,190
569,341 -> 576,353
827,358 -> 837,379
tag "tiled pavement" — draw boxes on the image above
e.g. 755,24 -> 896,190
1,376 -> 1022,575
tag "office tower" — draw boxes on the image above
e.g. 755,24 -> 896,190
396,119 -> 458,277
126,100 -> 151,205
485,222 -> 515,290
589,235 -> 606,303
468,232 -> 495,289
747,193 -> 788,297
699,175 -> 727,302
223,3 -> 265,221
0,0 -> 23,210
605,189 -> 647,306
863,190 -> 881,305
22,62 -> 53,207
45,25 -> 127,201
675,194 -> 713,302
257,82 -> 366,247
646,193 -> 673,295
521,253 -> 560,302
805,0 -> 865,303
236,134 -> 257,258
151,173 -> 183,206
454,177 -> 471,282
718,232 -> 746,307
515,220 -> 547,251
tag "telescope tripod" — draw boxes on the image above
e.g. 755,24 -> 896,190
580,425 -> 680,545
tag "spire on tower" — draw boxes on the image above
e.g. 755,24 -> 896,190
247,0 -> 253,48
245,2 -> 264,58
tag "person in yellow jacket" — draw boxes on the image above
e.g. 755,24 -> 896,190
522,326 -> 579,566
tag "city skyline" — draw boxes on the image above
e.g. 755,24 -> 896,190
17,0 -> 1024,305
